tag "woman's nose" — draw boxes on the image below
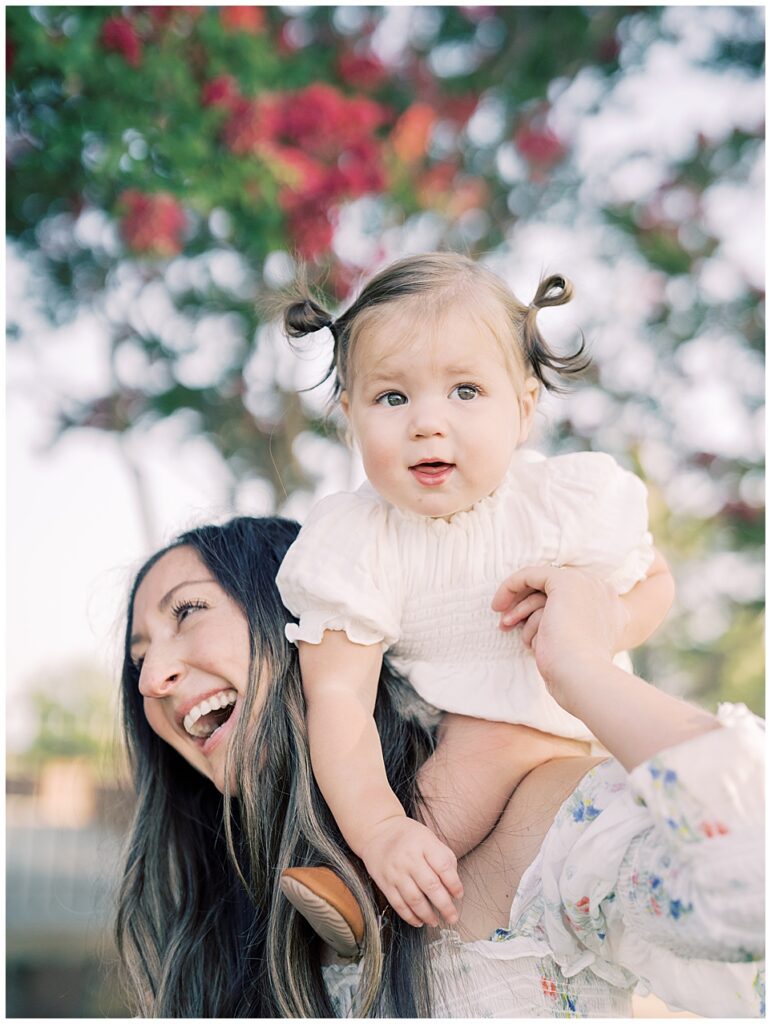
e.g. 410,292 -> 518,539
138,645 -> 186,698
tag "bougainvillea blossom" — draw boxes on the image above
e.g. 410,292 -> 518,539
201,75 -> 241,112
515,110 -> 567,169
337,51 -> 389,91
119,190 -> 187,257
101,16 -> 143,67
220,83 -> 390,258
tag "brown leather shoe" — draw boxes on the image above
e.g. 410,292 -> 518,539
280,866 -> 365,958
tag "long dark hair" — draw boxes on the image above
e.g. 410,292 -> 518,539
115,516 -> 435,1016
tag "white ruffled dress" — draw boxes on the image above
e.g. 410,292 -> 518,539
277,449 -> 655,740
324,705 -> 765,1018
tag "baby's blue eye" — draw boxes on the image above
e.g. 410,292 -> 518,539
376,391 -> 407,407
452,384 -> 480,401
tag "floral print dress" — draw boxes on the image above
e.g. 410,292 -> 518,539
324,704 -> 764,1017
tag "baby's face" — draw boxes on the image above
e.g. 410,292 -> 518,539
341,306 -> 538,519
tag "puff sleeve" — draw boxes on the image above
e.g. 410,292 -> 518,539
547,452 -> 655,594
276,489 -> 402,648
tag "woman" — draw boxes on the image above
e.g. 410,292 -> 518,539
116,516 -> 763,1017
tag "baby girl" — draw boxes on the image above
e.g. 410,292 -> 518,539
274,252 -> 674,956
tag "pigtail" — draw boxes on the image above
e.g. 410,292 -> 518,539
257,270 -> 342,396
283,298 -> 335,339
523,274 -> 590,393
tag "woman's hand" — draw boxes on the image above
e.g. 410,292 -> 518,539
492,565 -> 630,711
359,816 -> 463,929
493,565 -> 718,769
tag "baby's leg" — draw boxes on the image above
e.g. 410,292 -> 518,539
417,715 -> 590,858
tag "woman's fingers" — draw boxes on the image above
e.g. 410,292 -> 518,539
521,607 -> 544,649
491,564 -> 554,613
500,592 -> 547,630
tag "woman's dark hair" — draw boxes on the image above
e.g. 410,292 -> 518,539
278,251 -> 589,399
116,516 -> 435,1017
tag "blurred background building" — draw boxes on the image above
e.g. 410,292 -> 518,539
6,4 -> 763,1017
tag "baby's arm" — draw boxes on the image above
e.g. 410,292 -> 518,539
299,629 -> 463,928
615,546 -> 674,650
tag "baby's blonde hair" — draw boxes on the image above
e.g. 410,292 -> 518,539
281,251 -> 589,399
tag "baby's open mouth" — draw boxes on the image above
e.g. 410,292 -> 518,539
410,460 -> 454,472
409,461 -> 455,485
183,690 -> 238,739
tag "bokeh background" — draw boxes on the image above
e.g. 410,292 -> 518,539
6,5 -> 764,1018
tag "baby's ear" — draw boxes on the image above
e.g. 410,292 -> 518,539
340,390 -> 351,419
518,376 -> 540,442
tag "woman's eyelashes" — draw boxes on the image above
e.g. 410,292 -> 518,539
170,598 -> 209,624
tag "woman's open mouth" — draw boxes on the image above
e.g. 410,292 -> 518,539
182,689 -> 238,751
409,461 -> 455,487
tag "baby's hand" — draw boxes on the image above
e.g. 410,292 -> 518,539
359,816 -> 463,929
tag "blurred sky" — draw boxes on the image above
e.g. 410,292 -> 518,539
7,6 -> 764,751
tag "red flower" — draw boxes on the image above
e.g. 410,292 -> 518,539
101,16 -> 143,67
441,93 -> 478,126
337,51 -> 389,91
222,96 -> 271,155
202,75 -> 241,111
334,139 -> 387,194
575,896 -> 591,913
223,83 -> 391,259
285,202 -> 336,260
515,117 -> 567,168
220,6 -> 266,34
269,146 -> 328,195
119,190 -> 187,257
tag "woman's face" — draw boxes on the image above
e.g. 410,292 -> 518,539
129,545 -> 255,794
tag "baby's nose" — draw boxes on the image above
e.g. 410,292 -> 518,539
409,400 -> 448,438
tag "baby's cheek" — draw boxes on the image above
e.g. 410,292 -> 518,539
361,439 -> 398,495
